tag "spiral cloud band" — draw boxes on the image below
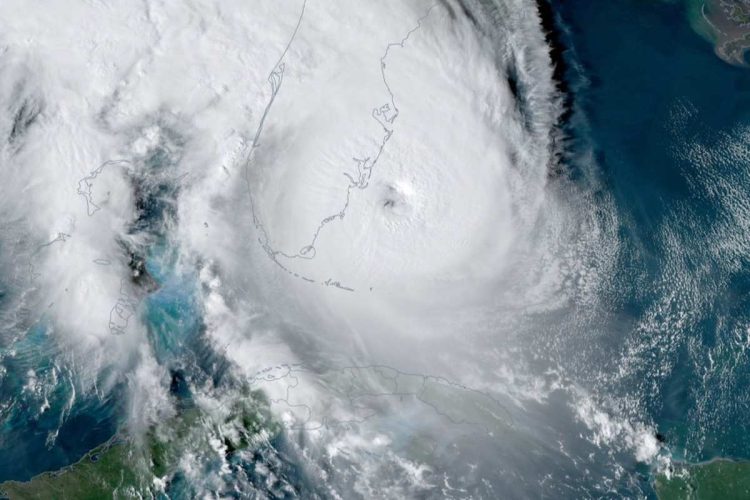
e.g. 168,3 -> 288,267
0,0 -> 654,497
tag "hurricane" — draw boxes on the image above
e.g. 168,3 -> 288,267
2,0 -> 750,498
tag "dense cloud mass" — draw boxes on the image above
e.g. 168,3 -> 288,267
0,0 -> 674,497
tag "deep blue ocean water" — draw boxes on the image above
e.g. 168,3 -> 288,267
0,320 -> 122,482
1,1 -> 749,496
554,0 -> 750,464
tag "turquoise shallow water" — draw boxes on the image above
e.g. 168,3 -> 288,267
1,1 -> 749,497
0,320 -> 122,482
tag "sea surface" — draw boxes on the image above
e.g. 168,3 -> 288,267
1,1 -> 750,498
554,0 -> 750,464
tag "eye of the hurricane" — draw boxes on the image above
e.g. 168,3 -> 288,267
379,182 -> 417,219
240,0 -> 556,304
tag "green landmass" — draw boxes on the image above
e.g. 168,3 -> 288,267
0,441 -> 144,500
0,389 -> 277,499
654,459 -> 750,500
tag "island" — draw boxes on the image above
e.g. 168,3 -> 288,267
654,458 -> 750,499
0,390 -> 277,499
688,0 -> 750,67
